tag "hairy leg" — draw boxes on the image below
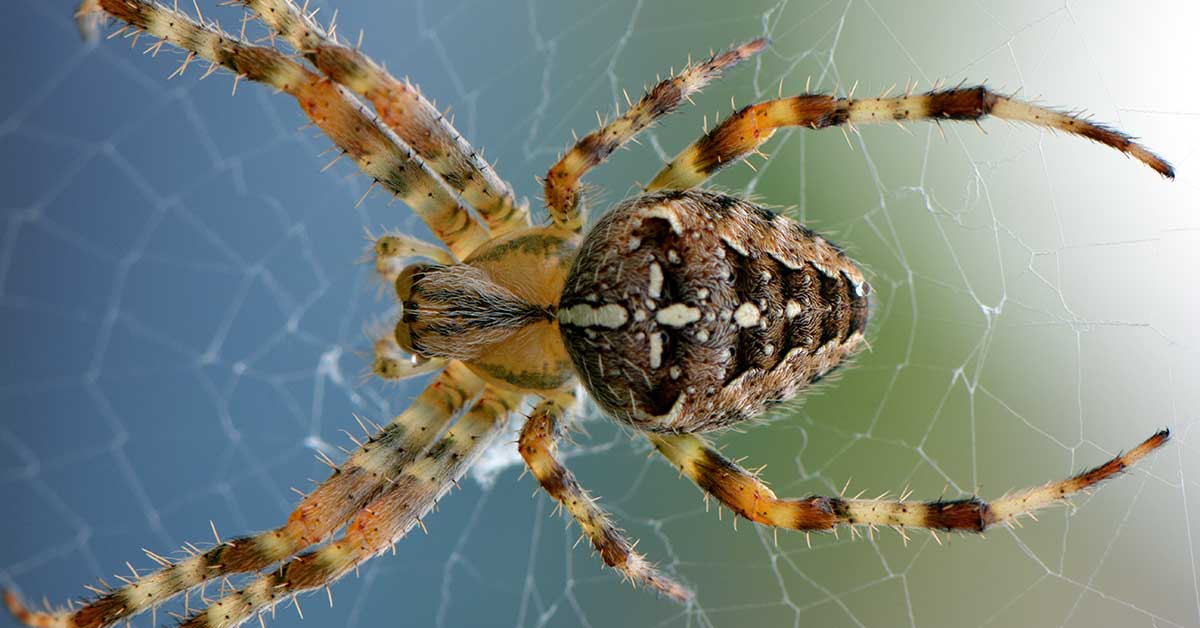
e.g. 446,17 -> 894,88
237,0 -> 528,235
76,0 -> 488,258
648,84 -> 1174,190
5,362 -> 484,628
519,393 -> 691,601
173,386 -> 521,628
648,429 -> 1168,535
544,38 -> 768,231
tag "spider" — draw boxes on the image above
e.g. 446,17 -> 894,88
6,1 -> 1176,627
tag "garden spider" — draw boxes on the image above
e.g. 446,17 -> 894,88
5,1 -> 1175,627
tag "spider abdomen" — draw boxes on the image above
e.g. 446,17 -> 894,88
559,190 -> 870,433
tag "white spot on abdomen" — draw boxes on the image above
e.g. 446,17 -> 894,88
721,235 -> 749,256
851,279 -> 870,297
640,206 -> 684,235
648,262 -> 664,299
656,303 -> 701,327
559,303 -> 629,328
649,332 -> 664,368
734,302 -> 762,327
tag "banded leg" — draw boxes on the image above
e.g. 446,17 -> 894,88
5,362 -> 484,628
648,84 -> 1175,190
544,38 -> 769,231
76,0 -> 488,258
174,386 -> 522,628
648,429 -> 1168,535
238,0 -> 528,235
519,394 -> 691,602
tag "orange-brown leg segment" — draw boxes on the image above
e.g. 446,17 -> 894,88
519,395 -> 692,602
544,38 -> 768,231
75,0 -> 488,258
237,0 -> 528,235
648,85 -> 1174,191
5,362 -> 485,628
170,387 -> 521,628
648,429 -> 1169,535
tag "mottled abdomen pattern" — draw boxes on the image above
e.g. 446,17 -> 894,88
559,190 -> 870,433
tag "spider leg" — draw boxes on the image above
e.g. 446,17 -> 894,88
519,393 -> 692,602
648,429 -> 1169,534
75,0 -> 488,258
5,362 -> 485,628
235,0 -> 529,236
648,85 -> 1174,190
544,38 -> 768,231
172,386 -> 522,628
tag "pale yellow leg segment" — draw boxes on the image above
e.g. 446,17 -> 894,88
544,38 -> 768,231
172,387 -> 522,628
4,362 -> 483,628
649,85 -> 1174,191
372,333 -> 446,382
238,0 -> 528,235
75,0 -> 488,258
648,429 -> 1168,535
370,231 -> 454,283
519,394 -> 691,602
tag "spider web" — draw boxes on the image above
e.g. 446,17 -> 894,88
2,1 -> 1198,627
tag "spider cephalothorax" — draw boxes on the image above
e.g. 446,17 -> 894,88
6,1 -> 1175,627
393,225 -> 580,391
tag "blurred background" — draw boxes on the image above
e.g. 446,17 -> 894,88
2,1 -> 1197,627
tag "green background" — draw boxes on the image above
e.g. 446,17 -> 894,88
2,1 -> 1196,627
